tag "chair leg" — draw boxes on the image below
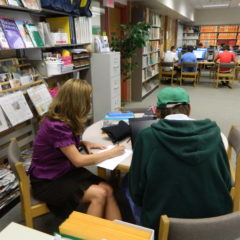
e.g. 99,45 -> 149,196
24,212 -> 33,228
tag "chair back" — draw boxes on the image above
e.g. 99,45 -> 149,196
7,138 -> 23,178
228,125 -> 240,157
181,62 -> 197,69
160,62 -> 174,68
227,125 -> 240,211
218,63 -> 236,70
159,212 -> 240,240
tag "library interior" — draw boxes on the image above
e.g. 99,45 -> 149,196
1,0 -> 240,239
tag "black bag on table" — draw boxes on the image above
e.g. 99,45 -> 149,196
102,120 -> 131,143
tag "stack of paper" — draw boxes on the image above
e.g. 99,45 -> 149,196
95,145 -> 132,170
0,166 -> 19,211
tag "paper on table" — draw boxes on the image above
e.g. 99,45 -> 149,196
96,145 -> 132,170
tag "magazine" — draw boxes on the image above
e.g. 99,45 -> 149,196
0,18 -> 25,49
0,107 -> 9,132
0,91 -> 33,126
27,84 -> 52,116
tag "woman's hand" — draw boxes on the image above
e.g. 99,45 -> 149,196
108,145 -> 125,158
81,141 -> 106,154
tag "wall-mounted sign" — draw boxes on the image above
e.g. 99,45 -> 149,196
103,0 -> 114,8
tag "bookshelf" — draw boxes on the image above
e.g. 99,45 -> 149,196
131,6 -> 161,101
0,1 -> 92,216
183,25 -> 240,47
183,26 -> 199,46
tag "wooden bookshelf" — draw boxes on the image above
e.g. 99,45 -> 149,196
131,6 -> 161,101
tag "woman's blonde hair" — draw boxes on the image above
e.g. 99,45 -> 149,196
45,79 -> 92,134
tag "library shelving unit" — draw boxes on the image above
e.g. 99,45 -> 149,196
194,25 -> 239,47
131,6 -> 161,101
0,4 -> 91,216
183,26 -> 199,46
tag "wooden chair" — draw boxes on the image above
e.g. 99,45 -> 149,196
180,62 -> 199,87
159,212 -> 240,240
7,138 -> 49,228
227,125 -> 240,211
159,62 -> 178,86
214,63 -> 236,88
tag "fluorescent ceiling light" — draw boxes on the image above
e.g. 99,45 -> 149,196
202,3 -> 229,8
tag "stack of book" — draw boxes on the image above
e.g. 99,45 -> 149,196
59,211 -> 154,240
104,111 -> 134,120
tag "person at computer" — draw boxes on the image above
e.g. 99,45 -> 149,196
128,87 -> 232,239
163,46 -> 179,71
179,45 -> 197,72
197,42 -> 204,49
214,44 -> 237,88
29,78 -> 125,220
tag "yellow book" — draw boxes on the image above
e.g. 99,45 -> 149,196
59,212 -> 152,240
46,17 -> 71,44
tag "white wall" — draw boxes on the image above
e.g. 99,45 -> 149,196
157,0 -> 195,22
195,7 -> 240,25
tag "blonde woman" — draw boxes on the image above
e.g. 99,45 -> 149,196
29,79 -> 124,220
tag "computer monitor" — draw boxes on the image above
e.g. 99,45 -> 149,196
197,48 -> 207,52
193,50 -> 205,60
129,118 -> 157,148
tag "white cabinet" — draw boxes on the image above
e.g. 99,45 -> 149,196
91,52 -> 121,122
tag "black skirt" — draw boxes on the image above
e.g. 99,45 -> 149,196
30,167 -> 103,218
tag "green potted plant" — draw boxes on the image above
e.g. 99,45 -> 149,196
110,21 -> 151,102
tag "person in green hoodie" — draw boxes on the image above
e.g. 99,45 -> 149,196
128,87 -> 233,238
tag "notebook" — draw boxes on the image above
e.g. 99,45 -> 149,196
129,117 -> 158,148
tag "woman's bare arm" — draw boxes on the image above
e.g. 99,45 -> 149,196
60,144 -> 125,167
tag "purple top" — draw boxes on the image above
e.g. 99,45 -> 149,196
29,118 -> 80,180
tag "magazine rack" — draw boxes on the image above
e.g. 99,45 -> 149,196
0,2 -> 92,217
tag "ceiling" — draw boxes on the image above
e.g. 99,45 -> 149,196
188,0 -> 240,8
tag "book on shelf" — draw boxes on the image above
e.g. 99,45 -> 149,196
27,84 -> 52,116
21,0 -> 41,10
15,20 -> 34,48
74,17 -> 92,44
25,23 -> 44,47
0,91 -> 33,126
0,25 -> 9,49
37,22 -> 54,46
0,18 -> 25,49
46,16 -> 72,44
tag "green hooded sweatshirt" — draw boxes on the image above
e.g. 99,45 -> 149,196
128,118 -> 233,235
